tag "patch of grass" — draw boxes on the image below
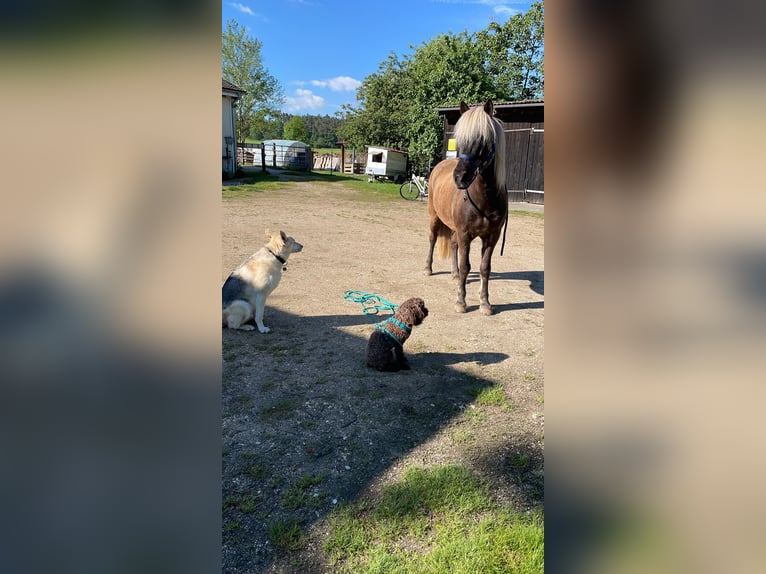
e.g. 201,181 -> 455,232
510,209 -> 544,219
536,395 -> 545,404
450,425 -> 473,444
283,473 -> 324,510
523,373 -> 537,383
261,399 -> 295,419
409,340 -> 428,352
324,465 -> 544,572
286,171 -> 401,200
245,462 -> 268,481
267,518 -> 307,551
301,419 -> 318,430
222,172 -> 290,198
260,381 -> 275,392
463,405 -> 485,423
469,384 -> 509,407
234,394 -> 253,409
223,492 -> 261,514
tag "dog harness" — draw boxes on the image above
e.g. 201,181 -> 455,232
376,316 -> 411,347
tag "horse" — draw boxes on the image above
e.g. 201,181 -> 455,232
424,99 -> 507,315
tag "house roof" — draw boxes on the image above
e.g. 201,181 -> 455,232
222,78 -> 246,94
436,99 -> 544,112
365,145 -> 409,155
262,139 -> 309,147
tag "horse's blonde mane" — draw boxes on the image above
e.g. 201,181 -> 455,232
454,104 -> 506,187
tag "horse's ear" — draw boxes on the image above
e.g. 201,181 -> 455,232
459,101 -> 470,114
484,99 -> 494,115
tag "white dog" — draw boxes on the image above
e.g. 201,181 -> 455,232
222,230 -> 303,333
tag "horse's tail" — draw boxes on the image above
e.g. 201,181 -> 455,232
435,227 -> 452,260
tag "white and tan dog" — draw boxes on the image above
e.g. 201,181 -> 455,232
222,230 -> 303,333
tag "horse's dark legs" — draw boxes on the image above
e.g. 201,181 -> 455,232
424,217 -> 438,276
478,236 -> 499,315
454,234 -> 471,313
450,233 -> 459,283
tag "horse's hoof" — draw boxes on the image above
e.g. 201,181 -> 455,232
454,303 -> 467,313
423,267 -> 433,276
480,304 -> 494,316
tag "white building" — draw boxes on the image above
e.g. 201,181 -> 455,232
222,79 -> 246,178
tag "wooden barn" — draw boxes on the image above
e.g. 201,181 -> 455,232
436,100 -> 544,204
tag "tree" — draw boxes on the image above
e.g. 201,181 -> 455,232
338,53 -> 412,154
337,2 -> 544,172
222,19 -> 283,144
477,1 -> 544,99
282,116 -> 308,142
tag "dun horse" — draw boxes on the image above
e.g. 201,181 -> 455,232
424,100 -> 507,315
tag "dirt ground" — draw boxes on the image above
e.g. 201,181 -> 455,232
222,178 -> 544,573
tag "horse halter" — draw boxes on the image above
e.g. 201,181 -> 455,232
457,142 -> 495,189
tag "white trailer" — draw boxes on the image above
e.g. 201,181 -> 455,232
364,146 -> 408,182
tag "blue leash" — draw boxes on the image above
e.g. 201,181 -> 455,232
343,290 -> 399,316
343,290 -> 409,346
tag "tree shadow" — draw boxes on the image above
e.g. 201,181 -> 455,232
221,307 -> 530,573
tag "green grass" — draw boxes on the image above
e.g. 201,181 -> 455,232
468,383 -> 509,407
223,492 -> 261,514
279,170 -> 402,201
222,171 -> 291,198
323,465 -> 544,573
510,209 -> 544,219
283,473 -> 324,510
260,399 -> 295,420
267,518 -> 307,551
223,169 -> 403,202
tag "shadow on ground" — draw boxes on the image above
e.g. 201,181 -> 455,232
222,307 -> 540,573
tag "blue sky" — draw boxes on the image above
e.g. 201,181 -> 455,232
222,0 -> 534,115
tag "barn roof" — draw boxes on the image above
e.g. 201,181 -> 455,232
435,99 -> 544,112
262,139 -> 309,147
365,145 -> 409,154
222,78 -> 246,94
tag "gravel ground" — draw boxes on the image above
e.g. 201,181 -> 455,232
222,179 -> 544,573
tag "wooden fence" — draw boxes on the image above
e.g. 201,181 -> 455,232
237,142 -> 312,171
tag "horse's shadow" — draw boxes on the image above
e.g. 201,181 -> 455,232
427,270 -> 544,296
417,350 -> 508,368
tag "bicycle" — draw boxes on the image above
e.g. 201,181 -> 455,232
399,174 -> 429,201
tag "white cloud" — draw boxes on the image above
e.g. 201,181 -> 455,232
228,2 -> 255,16
433,0 -> 523,14
284,89 -> 326,112
493,5 -> 520,16
310,76 -> 362,92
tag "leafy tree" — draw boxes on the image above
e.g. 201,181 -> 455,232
405,31 -> 500,171
338,53 -> 412,156
477,1 -> 544,99
222,19 -> 283,144
282,116 -> 308,142
337,2 -> 544,173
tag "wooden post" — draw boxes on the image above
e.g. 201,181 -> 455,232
272,142 -> 276,168
339,142 -> 345,175
260,143 -> 266,172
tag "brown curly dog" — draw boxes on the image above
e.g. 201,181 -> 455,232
366,297 -> 429,372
